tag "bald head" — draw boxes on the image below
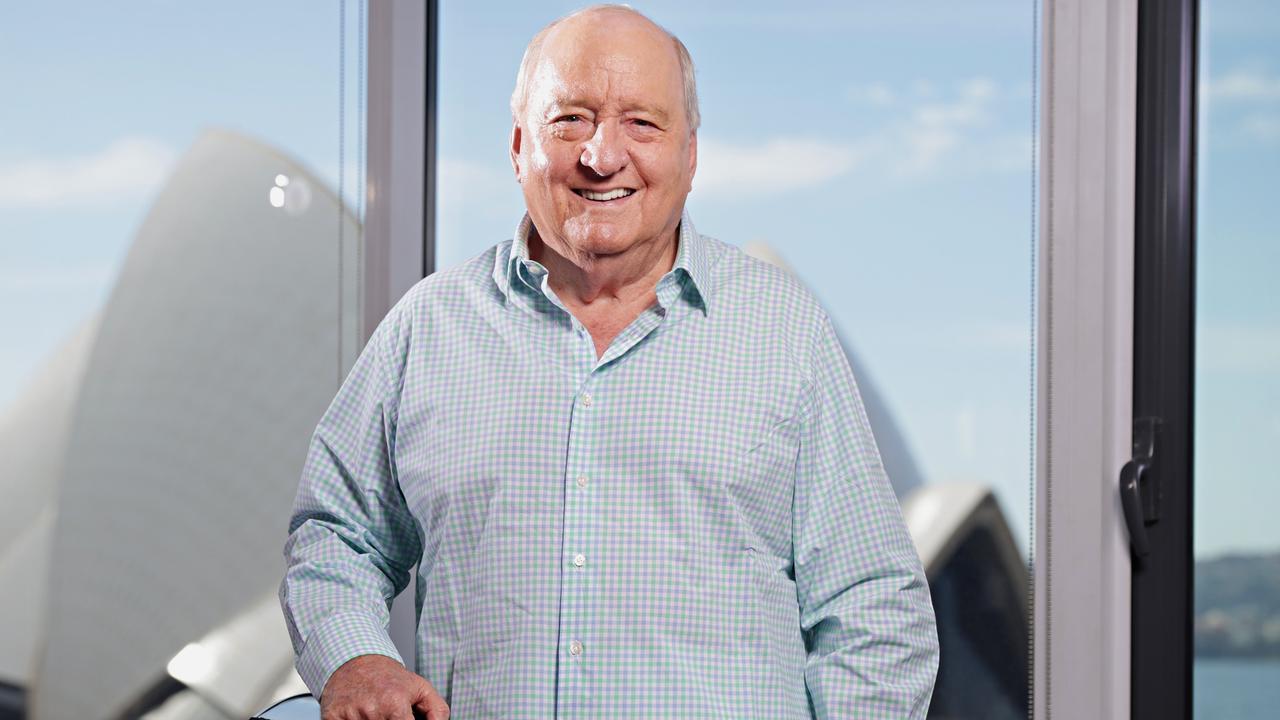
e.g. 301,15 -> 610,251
510,5 -> 700,132
506,3 -> 699,278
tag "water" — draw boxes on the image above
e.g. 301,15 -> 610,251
1194,658 -> 1280,719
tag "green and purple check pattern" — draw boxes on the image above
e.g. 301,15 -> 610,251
279,211 -> 939,718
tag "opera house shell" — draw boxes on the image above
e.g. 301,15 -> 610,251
1,128 -> 355,719
0,129 -> 1026,719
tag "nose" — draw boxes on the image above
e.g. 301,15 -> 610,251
580,120 -> 628,177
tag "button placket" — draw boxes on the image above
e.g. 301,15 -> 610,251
559,377 -> 599,692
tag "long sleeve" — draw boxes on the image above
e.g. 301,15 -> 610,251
278,305 -> 422,698
793,312 -> 939,719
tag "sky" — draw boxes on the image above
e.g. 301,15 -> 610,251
1194,0 -> 1280,561
0,0 -> 1276,560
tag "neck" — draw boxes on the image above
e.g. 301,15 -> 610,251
529,223 -> 679,309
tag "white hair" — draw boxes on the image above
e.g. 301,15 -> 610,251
509,4 -> 701,132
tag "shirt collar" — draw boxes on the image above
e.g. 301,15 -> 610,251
492,208 -> 710,315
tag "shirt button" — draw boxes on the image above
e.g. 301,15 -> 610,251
581,392 -> 593,407
573,553 -> 586,567
569,640 -> 583,656
576,474 -> 589,488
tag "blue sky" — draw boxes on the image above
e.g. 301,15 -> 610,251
1195,0 -> 1280,561
0,1 -> 1276,559
0,0 -> 362,408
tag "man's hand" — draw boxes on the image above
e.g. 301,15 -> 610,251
320,654 -> 449,720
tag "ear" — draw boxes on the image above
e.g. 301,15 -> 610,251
510,120 -> 524,181
687,131 -> 698,191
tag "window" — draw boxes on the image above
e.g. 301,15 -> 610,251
0,3 -> 367,717
1194,0 -> 1280,714
436,3 -> 1039,714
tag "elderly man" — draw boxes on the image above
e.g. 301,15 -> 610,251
279,5 -> 939,719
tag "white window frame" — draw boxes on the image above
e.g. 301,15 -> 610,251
365,0 -> 433,666
1036,1 -> 1138,717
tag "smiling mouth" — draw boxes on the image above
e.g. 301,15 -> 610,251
573,188 -> 636,202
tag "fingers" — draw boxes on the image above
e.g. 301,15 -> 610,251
322,700 -> 422,720
411,679 -> 451,720
318,654 -> 448,720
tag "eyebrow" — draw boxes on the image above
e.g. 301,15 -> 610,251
546,97 -> 672,122
629,105 -> 672,122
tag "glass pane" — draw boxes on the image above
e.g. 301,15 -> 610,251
0,3 -> 363,717
1195,1 -> 1280,715
437,2 -> 1038,716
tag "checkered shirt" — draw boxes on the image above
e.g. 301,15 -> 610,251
279,210 -> 939,718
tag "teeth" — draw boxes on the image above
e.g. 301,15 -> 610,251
580,188 -> 634,201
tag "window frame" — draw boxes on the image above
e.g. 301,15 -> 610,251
369,2 -> 1204,712
365,0 -> 437,665
1036,0 -> 1140,717
1129,0 -> 1199,717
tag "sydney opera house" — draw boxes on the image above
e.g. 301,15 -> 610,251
0,129 -> 1026,719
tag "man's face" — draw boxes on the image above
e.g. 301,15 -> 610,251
511,13 -> 697,259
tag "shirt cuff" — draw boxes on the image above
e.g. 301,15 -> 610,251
295,610 -> 405,699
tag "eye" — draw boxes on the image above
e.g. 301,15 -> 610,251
633,119 -> 655,128
556,114 -> 583,124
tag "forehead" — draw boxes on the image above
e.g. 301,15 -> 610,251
528,14 -> 683,110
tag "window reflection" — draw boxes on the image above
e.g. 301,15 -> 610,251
0,2 -> 363,718
929,523 -> 1028,719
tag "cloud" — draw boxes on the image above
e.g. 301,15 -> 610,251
847,76 -> 1031,180
696,77 -> 1026,197
1199,69 -> 1280,146
1205,69 -> 1280,102
846,82 -> 897,108
0,263 -> 118,294
891,77 -> 1002,177
694,137 -> 863,197
917,78 -> 996,124
0,137 -> 177,210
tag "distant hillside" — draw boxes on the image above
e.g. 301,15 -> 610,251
1195,551 -> 1280,659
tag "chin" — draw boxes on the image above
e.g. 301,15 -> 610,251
564,219 -> 642,254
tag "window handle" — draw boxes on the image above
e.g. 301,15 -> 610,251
1120,417 -> 1161,558
1121,459 -> 1151,556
